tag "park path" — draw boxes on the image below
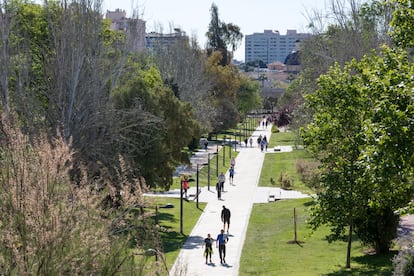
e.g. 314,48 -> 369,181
168,123 -> 309,276
144,122 -> 414,275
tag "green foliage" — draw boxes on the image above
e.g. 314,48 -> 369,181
271,125 -> 279,133
302,46 -> 414,263
236,75 -> 262,115
112,59 -> 200,189
205,3 -> 242,65
205,52 -> 241,130
390,0 -> 414,48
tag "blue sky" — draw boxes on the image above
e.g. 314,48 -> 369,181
105,0 -> 330,61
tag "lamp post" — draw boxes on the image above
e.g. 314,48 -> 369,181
222,135 -> 226,166
234,132 -> 237,151
196,163 -> 208,208
216,144 -> 219,177
239,127 -> 242,144
208,152 -> 217,191
245,121 -> 248,141
180,177 -> 183,234
229,140 -> 232,159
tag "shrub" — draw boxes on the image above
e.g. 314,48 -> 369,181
0,114 -> 159,275
296,160 -> 321,192
278,172 -> 293,189
392,236 -> 414,276
271,125 -> 280,133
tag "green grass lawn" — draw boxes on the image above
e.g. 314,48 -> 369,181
141,196 -> 206,270
268,131 -> 299,147
259,150 -> 314,193
239,198 -> 395,275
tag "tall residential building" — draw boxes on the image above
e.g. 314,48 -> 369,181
105,9 -> 146,52
245,29 -> 311,64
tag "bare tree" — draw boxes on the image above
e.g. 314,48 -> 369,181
154,37 -> 217,132
284,0 -> 393,130
0,1 -> 17,118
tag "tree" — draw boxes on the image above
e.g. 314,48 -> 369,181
205,51 -> 241,130
153,36 -> 217,133
302,46 -> 414,268
389,0 -> 414,48
111,61 -> 200,189
236,76 -> 262,115
205,3 -> 242,65
285,0 -> 393,132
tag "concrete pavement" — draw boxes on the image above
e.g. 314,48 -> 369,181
163,124 -> 309,276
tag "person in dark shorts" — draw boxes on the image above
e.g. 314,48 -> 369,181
202,233 -> 215,264
221,205 -> 231,233
229,166 -> 234,185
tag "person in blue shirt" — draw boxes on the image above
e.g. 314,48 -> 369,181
216,229 -> 229,264
229,166 -> 234,185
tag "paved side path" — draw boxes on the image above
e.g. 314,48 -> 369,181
170,124 -> 273,276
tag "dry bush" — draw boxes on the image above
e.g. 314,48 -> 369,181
296,159 -> 321,192
0,114 -> 154,275
278,172 -> 293,189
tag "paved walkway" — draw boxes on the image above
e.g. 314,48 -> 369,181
156,124 -> 309,276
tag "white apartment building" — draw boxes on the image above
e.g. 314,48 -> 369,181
245,29 -> 311,64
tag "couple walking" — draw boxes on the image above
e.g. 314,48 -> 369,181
202,206 -> 231,265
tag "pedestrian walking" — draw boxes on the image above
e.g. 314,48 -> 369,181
249,137 -> 253,147
229,166 -> 234,185
257,135 -> 262,148
260,138 -> 266,152
216,182 -> 222,200
230,158 -> 236,168
221,206 -> 231,233
263,135 -> 268,151
244,138 -> 248,147
216,229 -> 229,264
202,233 -> 215,264
218,172 -> 226,192
182,176 -> 189,198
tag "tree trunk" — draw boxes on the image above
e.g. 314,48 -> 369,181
346,220 -> 352,268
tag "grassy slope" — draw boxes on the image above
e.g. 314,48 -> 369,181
240,130 -> 395,275
141,197 -> 206,269
240,199 -> 394,276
